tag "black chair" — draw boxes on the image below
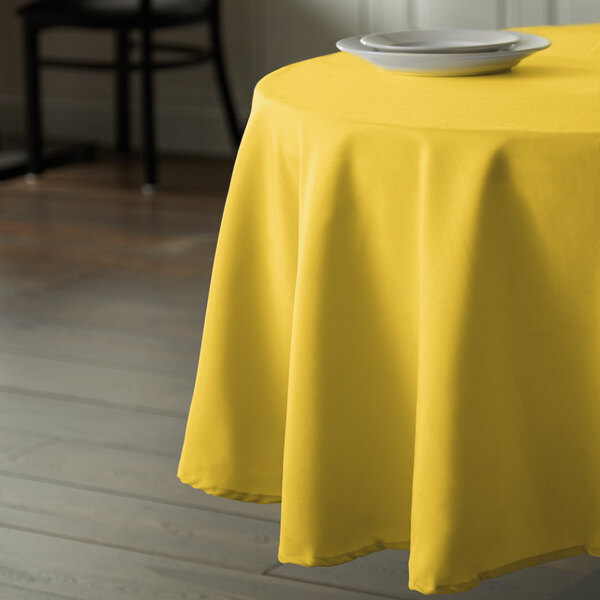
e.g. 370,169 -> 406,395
18,0 -> 241,192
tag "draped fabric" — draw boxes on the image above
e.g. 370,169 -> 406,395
178,24 -> 600,594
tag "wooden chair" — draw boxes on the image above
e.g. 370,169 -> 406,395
18,0 -> 241,192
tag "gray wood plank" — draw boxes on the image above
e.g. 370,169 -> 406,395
551,568 -> 600,600
0,312 -> 199,376
50,267 -> 212,312
0,528 -> 387,600
1,268 -> 209,342
0,476 -> 279,573
0,176 -> 226,221
0,390 -> 186,457
0,208 -> 219,281
540,553 -> 600,575
270,551 -> 415,600
0,262 -> 97,300
270,549 -> 594,600
0,429 -> 53,464
0,440 -> 281,522
0,583 -> 76,600
0,351 -> 192,415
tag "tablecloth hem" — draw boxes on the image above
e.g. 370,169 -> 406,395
177,474 -> 282,504
278,539 -> 410,567
409,544 -> 600,595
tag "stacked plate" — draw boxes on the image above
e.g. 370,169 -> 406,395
336,29 -> 551,76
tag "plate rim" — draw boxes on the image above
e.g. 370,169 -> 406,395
337,31 -> 551,60
359,28 -> 520,53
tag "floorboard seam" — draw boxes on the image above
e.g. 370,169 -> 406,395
0,521 -> 273,575
266,571 -> 408,600
262,562 -> 282,575
6,437 -> 59,462
0,344 -> 194,379
0,306 -> 203,347
0,425 -> 181,460
0,470 -> 281,524
0,299 -> 204,344
40,265 -> 107,293
0,385 -> 189,419
0,581 -> 80,600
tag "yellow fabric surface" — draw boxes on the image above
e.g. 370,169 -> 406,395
178,24 -> 600,594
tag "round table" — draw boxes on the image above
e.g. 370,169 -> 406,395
178,24 -> 600,594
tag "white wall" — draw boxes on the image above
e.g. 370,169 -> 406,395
1,0 -> 598,157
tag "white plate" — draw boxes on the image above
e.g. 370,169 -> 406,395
360,29 -> 519,54
336,32 -> 551,76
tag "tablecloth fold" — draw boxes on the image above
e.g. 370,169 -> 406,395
179,24 -> 600,594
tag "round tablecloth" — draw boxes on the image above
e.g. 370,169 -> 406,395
178,24 -> 600,594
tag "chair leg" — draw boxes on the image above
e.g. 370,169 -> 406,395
23,20 -> 43,176
140,13 -> 157,191
115,28 -> 131,156
209,2 -> 242,147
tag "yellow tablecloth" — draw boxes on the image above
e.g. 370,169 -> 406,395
179,24 -> 600,594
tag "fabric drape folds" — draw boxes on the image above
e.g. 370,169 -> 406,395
178,24 -> 600,594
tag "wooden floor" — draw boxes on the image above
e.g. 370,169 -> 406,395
0,155 -> 598,599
